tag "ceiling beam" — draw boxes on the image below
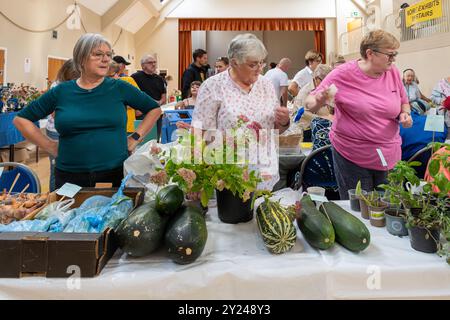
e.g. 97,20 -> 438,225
140,0 -> 161,18
101,0 -> 137,30
351,0 -> 370,15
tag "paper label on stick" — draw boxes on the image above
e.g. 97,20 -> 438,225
376,148 -> 388,167
424,114 -> 445,133
56,183 -> 82,198
309,194 -> 329,202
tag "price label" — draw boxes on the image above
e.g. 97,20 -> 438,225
0,167 -> 3,179
424,114 -> 445,133
309,194 -> 329,203
56,183 -> 82,198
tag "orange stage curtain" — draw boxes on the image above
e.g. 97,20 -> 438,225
178,30 -> 192,93
179,19 -> 325,32
314,30 -> 326,63
178,19 -> 326,88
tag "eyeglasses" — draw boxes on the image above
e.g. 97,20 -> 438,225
144,61 -> 157,65
91,51 -> 113,60
244,61 -> 266,70
372,49 -> 398,60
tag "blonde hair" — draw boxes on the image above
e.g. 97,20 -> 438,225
360,30 -> 400,59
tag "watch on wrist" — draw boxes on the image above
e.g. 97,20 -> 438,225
129,132 -> 141,141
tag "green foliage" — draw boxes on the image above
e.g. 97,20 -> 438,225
160,122 -> 265,207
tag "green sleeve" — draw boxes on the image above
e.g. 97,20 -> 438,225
119,80 -> 160,113
17,87 -> 58,122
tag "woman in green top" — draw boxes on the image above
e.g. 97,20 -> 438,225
14,34 -> 161,188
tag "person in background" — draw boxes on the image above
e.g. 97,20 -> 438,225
403,68 -> 432,114
305,30 -> 412,199
14,33 -> 161,189
399,110 -> 447,178
332,55 -> 346,68
215,56 -> 229,74
193,34 -> 290,190
269,62 -> 277,70
431,76 -> 450,131
181,49 -> 208,99
175,81 -> 201,130
290,64 -> 332,145
131,54 -> 167,141
108,61 -> 140,134
176,81 -> 200,110
288,50 -> 323,98
264,58 -> 291,107
46,59 -> 80,191
112,55 -> 131,77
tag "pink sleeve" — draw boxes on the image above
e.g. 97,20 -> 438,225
310,68 -> 341,96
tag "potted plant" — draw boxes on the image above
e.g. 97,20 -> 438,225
157,115 -> 265,224
356,181 -> 387,227
422,142 -> 450,261
378,161 -> 421,236
406,200 -> 441,253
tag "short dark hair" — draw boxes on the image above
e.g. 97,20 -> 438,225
216,56 -> 229,65
269,62 -> 277,69
400,3 -> 409,9
193,49 -> 207,61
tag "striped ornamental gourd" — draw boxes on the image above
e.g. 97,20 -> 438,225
256,198 -> 297,254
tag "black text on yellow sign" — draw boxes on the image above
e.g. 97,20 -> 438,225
405,0 -> 443,27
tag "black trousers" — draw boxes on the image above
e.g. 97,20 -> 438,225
55,166 -> 124,189
331,147 -> 388,200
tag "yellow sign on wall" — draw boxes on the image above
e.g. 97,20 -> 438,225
405,0 -> 443,27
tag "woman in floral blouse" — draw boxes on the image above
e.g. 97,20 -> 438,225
192,33 -> 290,190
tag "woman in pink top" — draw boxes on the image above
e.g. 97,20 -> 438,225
305,30 -> 413,199
192,33 -> 290,191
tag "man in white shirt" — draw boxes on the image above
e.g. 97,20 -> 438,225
288,50 -> 323,98
264,58 -> 291,106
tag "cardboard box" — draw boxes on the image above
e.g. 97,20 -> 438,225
0,187 -> 144,278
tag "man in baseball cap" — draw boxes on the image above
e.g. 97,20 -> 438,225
113,55 -> 131,77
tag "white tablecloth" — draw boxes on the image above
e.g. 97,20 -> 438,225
0,197 -> 449,300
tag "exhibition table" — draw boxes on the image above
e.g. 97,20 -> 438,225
0,200 -> 448,300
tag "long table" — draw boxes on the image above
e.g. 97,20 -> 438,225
0,197 -> 449,300
0,112 -> 25,162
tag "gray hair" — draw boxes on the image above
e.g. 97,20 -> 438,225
227,33 -> 267,64
313,64 -> 332,80
141,54 -> 156,65
73,33 -> 111,73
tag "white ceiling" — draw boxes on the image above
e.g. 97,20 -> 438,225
77,0 -> 120,16
115,1 -> 153,34
77,0 -> 169,34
